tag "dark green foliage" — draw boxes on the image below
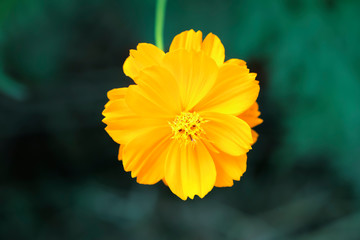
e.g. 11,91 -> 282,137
1,0 -> 360,239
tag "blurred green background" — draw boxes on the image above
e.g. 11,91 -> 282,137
1,0 -> 360,239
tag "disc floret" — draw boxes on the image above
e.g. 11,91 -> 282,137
169,112 -> 206,144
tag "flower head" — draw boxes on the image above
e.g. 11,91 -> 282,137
102,30 -> 262,200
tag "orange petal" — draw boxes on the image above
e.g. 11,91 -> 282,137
103,98 -> 168,144
225,58 -> 247,67
105,88 -> 127,109
103,97 -> 132,118
163,50 -> 218,111
118,144 -> 124,160
195,62 -> 259,115
165,140 -> 216,200
122,126 -> 172,185
201,33 -> 225,66
107,88 -> 127,101
123,43 -> 165,80
238,102 -> 263,145
133,65 -> 182,114
201,112 -> 252,156
169,29 -> 203,52
251,130 -> 259,145
162,178 -> 168,186
208,149 -> 247,187
239,102 -> 263,128
125,65 -> 182,118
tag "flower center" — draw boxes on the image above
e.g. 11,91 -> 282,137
169,112 -> 206,144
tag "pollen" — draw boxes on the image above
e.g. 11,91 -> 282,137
169,112 -> 206,144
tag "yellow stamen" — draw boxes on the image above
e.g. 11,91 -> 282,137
169,112 -> 206,144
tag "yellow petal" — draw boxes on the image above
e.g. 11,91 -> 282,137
201,112 -> 252,156
103,98 -> 168,144
123,43 -> 165,80
122,126 -> 172,185
208,149 -> 247,187
125,65 -> 182,117
165,140 -> 216,200
169,29 -> 202,52
201,33 -> 225,66
163,50 -> 218,111
195,62 -> 259,115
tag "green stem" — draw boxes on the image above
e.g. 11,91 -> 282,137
154,0 -> 167,51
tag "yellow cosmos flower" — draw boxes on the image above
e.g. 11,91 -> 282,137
102,30 -> 262,200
